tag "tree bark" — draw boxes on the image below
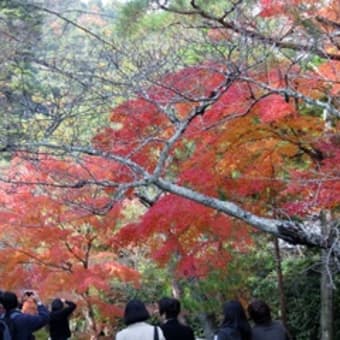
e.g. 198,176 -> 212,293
320,211 -> 333,340
320,249 -> 333,340
273,238 -> 289,328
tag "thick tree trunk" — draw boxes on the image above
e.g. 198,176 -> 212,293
155,178 -> 339,255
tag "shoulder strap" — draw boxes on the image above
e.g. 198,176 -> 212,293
9,311 -> 21,320
3,310 -> 20,340
154,326 -> 159,340
0,318 -> 12,340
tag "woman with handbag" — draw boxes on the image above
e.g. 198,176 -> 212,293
116,299 -> 165,340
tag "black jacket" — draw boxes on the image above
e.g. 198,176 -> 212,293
160,318 -> 195,340
251,320 -> 290,340
217,326 -> 242,340
49,301 -> 76,340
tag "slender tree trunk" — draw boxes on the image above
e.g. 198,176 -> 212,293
273,237 -> 294,339
320,211 -> 333,340
273,238 -> 289,326
171,278 -> 183,299
83,308 -> 97,339
321,249 -> 333,340
171,278 -> 189,325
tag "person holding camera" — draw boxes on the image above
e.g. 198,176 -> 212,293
0,290 -> 49,339
21,291 -> 38,315
48,298 -> 76,340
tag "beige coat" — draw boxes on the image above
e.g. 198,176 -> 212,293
116,322 -> 165,340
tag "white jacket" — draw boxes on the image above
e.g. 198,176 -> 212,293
116,322 -> 165,340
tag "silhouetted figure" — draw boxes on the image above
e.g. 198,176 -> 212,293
1,290 -> 49,339
216,300 -> 251,340
116,299 -> 165,340
49,298 -> 76,340
158,297 -> 195,340
247,299 -> 290,340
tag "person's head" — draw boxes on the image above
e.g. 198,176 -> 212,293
158,297 -> 181,319
22,298 -> 37,315
123,299 -> 150,326
1,291 -> 18,311
248,299 -> 272,324
51,298 -> 64,311
222,300 -> 251,340
222,300 -> 247,325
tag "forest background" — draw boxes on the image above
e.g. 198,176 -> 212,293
0,0 -> 339,339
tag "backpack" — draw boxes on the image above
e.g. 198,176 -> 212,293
0,311 -> 20,340
0,318 -> 12,340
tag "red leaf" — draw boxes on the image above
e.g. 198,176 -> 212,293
254,95 -> 295,122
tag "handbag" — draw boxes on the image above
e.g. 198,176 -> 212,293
154,325 -> 159,340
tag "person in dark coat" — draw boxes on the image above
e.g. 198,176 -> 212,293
0,290 -> 49,340
49,298 -> 76,340
216,300 -> 251,340
247,299 -> 290,340
158,297 -> 195,340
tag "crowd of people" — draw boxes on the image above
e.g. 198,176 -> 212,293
0,289 -> 289,340
0,290 -> 76,340
116,297 -> 195,340
214,299 -> 290,340
117,297 -> 290,340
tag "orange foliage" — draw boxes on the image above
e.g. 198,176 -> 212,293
318,61 -> 340,95
260,0 -> 318,18
0,159 -> 139,322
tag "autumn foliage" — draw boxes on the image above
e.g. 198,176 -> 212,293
0,0 -> 339,335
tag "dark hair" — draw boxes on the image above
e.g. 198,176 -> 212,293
123,299 -> 150,326
222,300 -> 251,340
248,299 -> 272,324
51,298 -> 64,311
1,291 -> 18,311
158,297 -> 180,318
